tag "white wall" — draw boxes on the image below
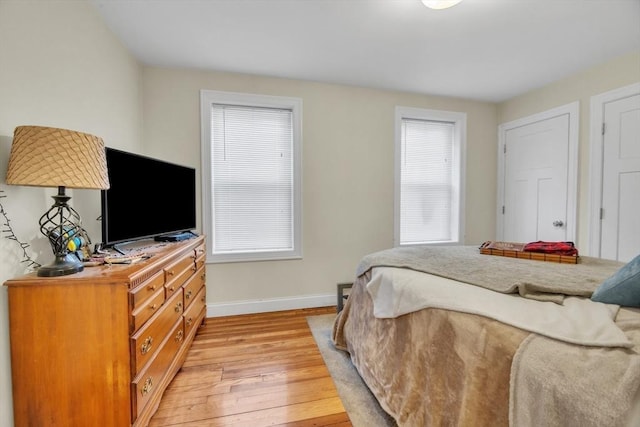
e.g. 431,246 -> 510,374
497,51 -> 640,254
0,1 -> 142,425
142,67 -> 499,312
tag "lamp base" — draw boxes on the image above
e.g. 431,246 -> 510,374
37,253 -> 84,277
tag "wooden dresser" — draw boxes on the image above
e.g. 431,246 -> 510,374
4,236 -> 206,427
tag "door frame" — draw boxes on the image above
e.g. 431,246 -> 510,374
588,82 -> 640,257
496,102 -> 579,242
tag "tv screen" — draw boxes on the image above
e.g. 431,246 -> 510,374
101,148 -> 196,247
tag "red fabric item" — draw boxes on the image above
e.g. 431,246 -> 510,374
523,241 -> 578,256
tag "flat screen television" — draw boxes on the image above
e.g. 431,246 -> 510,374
101,147 -> 197,248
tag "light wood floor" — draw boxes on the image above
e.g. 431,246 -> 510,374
149,306 -> 351,427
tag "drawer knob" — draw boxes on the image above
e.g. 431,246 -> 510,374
200,273 -> 206,281
175,330 -> 184,343
140,336 -> 153,355
141,377 -> 153,396
175,301 -> 183,313
147,284 -> 156,291
186,317 -> 193,327
167,270 -> 175,277
185,290 -> 193,300
149,303 -> 158,311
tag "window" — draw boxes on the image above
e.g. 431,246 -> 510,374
394,107 -> 466,246
201,90 -> 302,262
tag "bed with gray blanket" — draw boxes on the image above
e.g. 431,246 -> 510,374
332,245 -> 640,426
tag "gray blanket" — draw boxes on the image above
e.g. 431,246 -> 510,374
356,245 -> 624,303
509,307 -> 640,427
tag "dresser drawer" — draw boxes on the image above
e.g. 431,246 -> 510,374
130,270 -> 165,311
184,285 -> 205,338
164,257 -> 196,299
131,286 -> 165,333
131,289 -> 184,376
132,317 -> 185,422
195,242 -> 206,269
183,266 -> 205,310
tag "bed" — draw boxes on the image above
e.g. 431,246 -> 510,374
331,245 -> 640,427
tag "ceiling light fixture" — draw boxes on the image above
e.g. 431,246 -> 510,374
421,0 -> 463,10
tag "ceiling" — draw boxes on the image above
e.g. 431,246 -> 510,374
90,0 -> 640,103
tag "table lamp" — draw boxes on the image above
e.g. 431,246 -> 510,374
5,125 -> 110,277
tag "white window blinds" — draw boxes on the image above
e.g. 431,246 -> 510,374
395,106 -> 465,247
399,118 -> 455,244
210,104 -> 294,254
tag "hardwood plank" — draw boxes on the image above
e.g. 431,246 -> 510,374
151,378 -> 341,423
153,397 -> 346,427
274,412 -> 352,427
184,336 -> 320,366
149,306 -> 351,426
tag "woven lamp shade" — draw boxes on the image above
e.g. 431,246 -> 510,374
6,125 -> 110,189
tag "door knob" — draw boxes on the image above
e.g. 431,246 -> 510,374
553,220 -> 564,227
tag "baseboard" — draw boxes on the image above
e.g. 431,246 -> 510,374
206,293 -> 335,317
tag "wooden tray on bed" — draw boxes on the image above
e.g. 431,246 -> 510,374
479,241 -> 579,264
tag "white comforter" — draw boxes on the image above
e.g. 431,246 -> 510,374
366,266 -> 632,348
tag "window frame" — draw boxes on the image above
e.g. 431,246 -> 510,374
200,89 -> 303,263
394,106 -> 466,247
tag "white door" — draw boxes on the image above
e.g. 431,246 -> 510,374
600,93 -> 640,262
497,103 -> 579,244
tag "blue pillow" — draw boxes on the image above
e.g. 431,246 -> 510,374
591,253 -> 640,307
